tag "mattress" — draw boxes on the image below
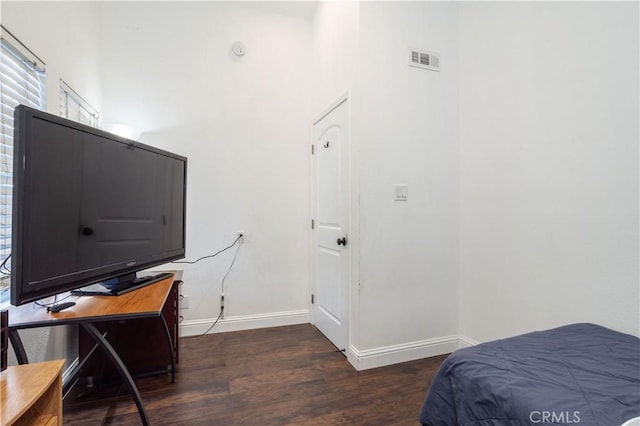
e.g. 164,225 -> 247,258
419,323 -> 640,425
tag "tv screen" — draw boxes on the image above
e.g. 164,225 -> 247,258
11,105 -> 186,305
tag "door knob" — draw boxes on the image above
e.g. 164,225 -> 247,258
81,226 -> 94,236
337,237 -> 347,246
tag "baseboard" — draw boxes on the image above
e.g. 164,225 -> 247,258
181,309 -> 310,337
347,335 -> 478,371
457,335 -> 480,348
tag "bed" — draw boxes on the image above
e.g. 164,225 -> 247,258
419,323 -> 640,425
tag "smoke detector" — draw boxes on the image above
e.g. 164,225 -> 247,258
233,42 -> 246,57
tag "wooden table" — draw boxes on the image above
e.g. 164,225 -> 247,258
7,275 -> 176,426
1,359 -> 64,425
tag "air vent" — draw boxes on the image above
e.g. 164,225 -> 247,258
409,48 -> 440,72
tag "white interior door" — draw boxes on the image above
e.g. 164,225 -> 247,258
311,96 -> 350,351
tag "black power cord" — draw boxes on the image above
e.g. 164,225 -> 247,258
0,253 -> 11,274
169,235 -> 243,336
201,306 -> 224,336
200,240 -> 241,336
172,235 -> 242,265
33,293 -> 78,309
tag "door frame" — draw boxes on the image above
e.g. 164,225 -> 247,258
309,91 -> 352,352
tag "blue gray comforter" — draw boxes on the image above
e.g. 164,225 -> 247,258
419,323 -> 640,425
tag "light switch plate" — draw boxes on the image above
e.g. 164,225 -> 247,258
394,184 -> 408,201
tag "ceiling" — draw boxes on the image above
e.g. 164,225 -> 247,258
240,1 -> 319,21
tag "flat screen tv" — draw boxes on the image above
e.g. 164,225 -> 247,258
10,105 -> 186,306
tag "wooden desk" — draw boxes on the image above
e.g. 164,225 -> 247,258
9,276 -> 174,327
1,359 -> 64,426
8,275 -> 176,426
78,279 -> 181,381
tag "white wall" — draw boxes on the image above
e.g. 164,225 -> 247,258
458,2 -> 640,342
353,2 -> 460,367
3,0 -> 637,373
311,1 -> 359,114
311,0 -> 362,363
2,1 -> 103,365
99,2 -> 313,334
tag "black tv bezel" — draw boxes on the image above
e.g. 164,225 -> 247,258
10,105 -> 187,306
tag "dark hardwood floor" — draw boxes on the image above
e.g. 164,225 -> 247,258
63,324 -> 446,425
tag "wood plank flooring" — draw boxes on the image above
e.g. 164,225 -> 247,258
63,324 -> 446,425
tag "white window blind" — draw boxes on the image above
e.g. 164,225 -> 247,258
0,26 -> 46,297
60,79 -> 98,127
